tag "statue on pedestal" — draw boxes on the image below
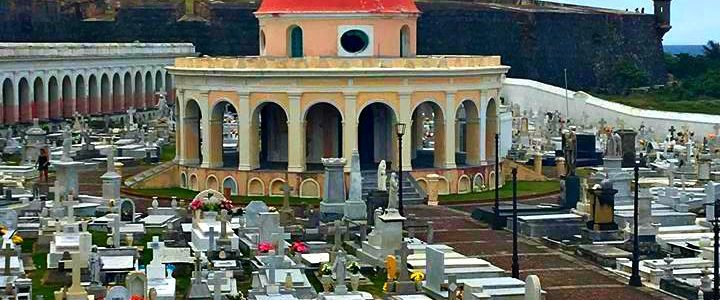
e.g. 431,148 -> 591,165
377,160 -> 387,191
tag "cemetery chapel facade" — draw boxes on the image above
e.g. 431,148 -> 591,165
170,0 -> 509,197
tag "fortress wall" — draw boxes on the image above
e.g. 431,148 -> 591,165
502,78 -> 720,138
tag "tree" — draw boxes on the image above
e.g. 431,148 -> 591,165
703,40 -> 720,61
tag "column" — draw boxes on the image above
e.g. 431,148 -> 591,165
466,118 -> 481,165
444,92 -> 456,169
0,84 -> 3,123
92,73 -> 101,115
126,73 -> 134,110
38,75 -> 49,120
9,79 -> 18,124
207,119 -> 223,168
66,78 -> 76,118
399,93 -> 412,171
136,73 -> 145,109
479,112 -> 487,163
199,93 -> 212,168
115,74 -> 124,113
342,93 -> 358,172
175,90 -> 184,162
237,92 -> 253,171
287,93 -> 305,173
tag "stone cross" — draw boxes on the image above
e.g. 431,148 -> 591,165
333,219 -> 343,250
669,126 -> 676,140
106,146 -> 116,174
68,253 -> 85,295
110,214 -> 121,248
192,250 -> 202,284
208,226 -> 216,252
147,236 -> 164,262
62,198 -> 79,223
396,241 -> 412,281
1,244 -> 12,276
61,125 -> 73,162
271,232 -> 285,258
127,107 -> 136,125
219,209 -> 229,239
210,271 -> 225,300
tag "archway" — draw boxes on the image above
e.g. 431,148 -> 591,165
145,71 -> 153,109
2,79 -> 13,123
89,75 -> 99,115
33,78 -> 44,120
155,71 -> 163,92
485,98 -> 498,161
411,101 -> 445,169
305,102 -> 342,170
18,78 -> 30,123
358,102 -> 397,170
183,100 -> 202,165
134,72 -> 143,109
62,76 -> 73,118
288,25 -> 303,58
222,177 -> 238,196
456,100 -> 480,166
251,102 -> 288,170
209,101 -> 239,168
76,75 -> 86,114
123,72 -> 132,110
400,25 -> 411,57
48,77 -> 60,120
112,73 -> 122,112
101,74 -> 111,114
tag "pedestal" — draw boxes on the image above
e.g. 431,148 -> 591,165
561,175 -> 580,209
319,158 -> 347,222
366,191 -> 388,226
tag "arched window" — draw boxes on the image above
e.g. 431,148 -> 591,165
260,30 -> 267,55
288,26 -> 303,58
400,25 -> 411,57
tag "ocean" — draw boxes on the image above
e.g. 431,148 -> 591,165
664,45 -> 705,56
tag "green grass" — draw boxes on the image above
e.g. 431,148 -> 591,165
160,144 -> 176,162
358,270 -> 388,296
126,187 -> 321,206
30,252 -> 64,300
438,180 -> 560,204
88,229 -> 108,247
597,93 -> 720,115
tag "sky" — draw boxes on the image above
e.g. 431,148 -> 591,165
549,0 -> 718,45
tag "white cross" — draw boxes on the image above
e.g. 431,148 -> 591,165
147,236 -> 164,263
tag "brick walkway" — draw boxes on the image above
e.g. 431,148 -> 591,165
406,205 -> 677,300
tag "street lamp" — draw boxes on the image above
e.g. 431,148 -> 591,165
511,167 -> 519,279
629,161 -> 642,287
396,123 -> 406,216
493,133 -> 501,229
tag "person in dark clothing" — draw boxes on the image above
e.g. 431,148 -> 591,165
37,148 -> 50,182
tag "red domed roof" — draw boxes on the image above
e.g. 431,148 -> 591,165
256,0 -> 420,14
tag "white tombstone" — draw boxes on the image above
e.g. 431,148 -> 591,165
524,275 -> 542,300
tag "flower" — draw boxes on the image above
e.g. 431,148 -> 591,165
258,241 -> 274,253
220,199 -> 234,211
347,261 -> 361,275
189,198 -> 203,211
130,295 -> 144,300
11,235 -> 23,245
289,241 -> 309,255
319,263 -> 333,276
410,271 -> 425,283
0,226 -> 7,236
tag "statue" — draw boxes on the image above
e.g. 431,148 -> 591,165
61,124 -> 73,162
377,160 -> 387,191
156,94 -> 170,120
385,255 -> 398,282
563,130 -> 577,175
388,172 -> 399,210
88,246 -> 103,285
605,131 -> 622,158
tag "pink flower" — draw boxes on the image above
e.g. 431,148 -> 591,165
258,241 -> 274,253
189,198 -> 203,211
290,241 -> 309,254
220,199 -> 234,211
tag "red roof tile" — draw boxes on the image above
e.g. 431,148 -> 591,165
256,0 -> 420,14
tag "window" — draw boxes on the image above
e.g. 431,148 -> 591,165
340,30 -> 370,54
260,30 -> 266,55
289,26 -> 303,58
337,26 -> 374,57
400,25 -> 411,57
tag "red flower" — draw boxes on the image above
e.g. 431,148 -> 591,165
189,198 -> 203,211
258,241 -> 274,253
290,241 -> 309,254
130,295 -> 144,300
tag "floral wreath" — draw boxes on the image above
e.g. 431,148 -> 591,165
188,189 -> 234,212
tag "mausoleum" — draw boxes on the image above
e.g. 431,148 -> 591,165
168,0 -> 510,197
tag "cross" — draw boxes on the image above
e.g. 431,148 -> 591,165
1,243 -> 12,276
395,241 -> 413,281
210,271 -> 225,300
208,226 -> 216,252
333,219 -> 343,250
271,232 -> 285,257
62,197 -> 79,224
109,214 -> 121,248
669,126 -> 676,140
192,250 -> 202,284
146,236 -> 164,263
68,253 -> 85,294
219,209 -> 229,239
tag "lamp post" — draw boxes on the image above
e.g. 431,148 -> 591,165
396,123 -> 406,217
714,198 -> 720,300
493,133 -> 500,229
629,161 -> 642,287
511,167 -> 519,279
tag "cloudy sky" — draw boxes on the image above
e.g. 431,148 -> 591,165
549,0 -> 718,45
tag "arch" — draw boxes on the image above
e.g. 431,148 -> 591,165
259,30 -> 267,55
2,78 -> 14,123
269,178 -> 286,197
180,172 -> 188,189
123,72 -> 132,110
299,178 -> 321,198
183,99 -> 202,166
488,171 -> 497,190
222,176 -> 238,196
98,74 -> 109,114
164,73 -> 172,93
358,102 -> 397,170
189,174 -> 198,190
112,73 -> 122,113
458,175 -> 472,194
304,102 -> 342,170
411,101 -> 446,169
400,25 -> 411,57
437,176 -> 450,195
145,71 -> 153,109
18,78 -> 31,123
32,77 -> 44,120
456,100 -> 480,166
247,177 -> 265,196
251,102 -> 288,170
76,75 -> 86,114
48,76 -> 60,120
473,173 -> 486,192
134,71 -> 143,109
155,70 -> 163,92
206,175 -> 219,191
288,25 -> 304,58
209,100 -> 239,168
62,75 -> 73,118
486,98 -> 498,161
416,178 -> 429,194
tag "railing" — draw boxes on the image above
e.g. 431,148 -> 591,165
0,43 -> 196,58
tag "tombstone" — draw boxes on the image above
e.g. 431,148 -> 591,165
210,271 -> 225,300
393,241 -> 417,294
332,250 -> 348,294
108,213 -> 122,248
119,199 -> 135,222
102,147 -> 122,202
126,272 -> 148,298
344,150 -> 367,221
424,245 -> 445,294
0,210 -> 18,231
524,275 -> 542,300
245,201 -> 269,228
106,286 -> 131,300
320,158 -> 347,222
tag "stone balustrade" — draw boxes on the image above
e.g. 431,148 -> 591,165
0,43 -> 196,59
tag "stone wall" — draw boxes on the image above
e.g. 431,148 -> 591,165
0,0 -> 668,90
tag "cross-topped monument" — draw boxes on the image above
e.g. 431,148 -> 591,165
1,243 -> 13,276
147,236 -> 165,262
210,271 -> 225,300
109,213 -> 122,248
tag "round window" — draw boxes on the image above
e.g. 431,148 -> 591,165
340,30 -> 369,54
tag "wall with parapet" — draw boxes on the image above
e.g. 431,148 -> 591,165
502,78 -> 720,139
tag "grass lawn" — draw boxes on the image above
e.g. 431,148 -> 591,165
125,187 -> 321,206
160,144 -> 176,162
597,93 -> 720,115
438,180 -> 560,204
29,248 -> 64,300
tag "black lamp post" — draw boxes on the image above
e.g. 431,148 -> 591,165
511,167 -> 519,279
396,123 -> 406,216
714,198 -> 720,300
493,133 -> 501,229
629,162 -> 642,287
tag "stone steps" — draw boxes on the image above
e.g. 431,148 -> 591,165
360,170 -> 425,205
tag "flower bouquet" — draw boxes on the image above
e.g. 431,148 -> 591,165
319,263 -> 334,293
11,235 -> 23,245
347,261 -> 362,291
258,241 -> 274,253
289,241 -> 309,256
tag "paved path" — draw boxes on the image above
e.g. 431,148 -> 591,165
405,205 -> 677,300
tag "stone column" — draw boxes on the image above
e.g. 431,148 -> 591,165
37,76 -> 49,121
0,85 -> 3,123
199,97 -> 213,168
8,79 -> 18,124
466,118 -> 480,165
287,93 -> 305,173
78,76 -> 88,115
125,73 -> 134,111
444,92 -> 457,169
66,78 -> 76,118
426,174 -> 440,205
236,92 -> 252,170
115,74 -> 124,113
534,152 -> 543,175
399,93 -> 413,171
207,119 -> 223,168
91,73 -> 101,115
176,90 -> 184,162
135,73 -> 144,109
342,93 -> 358,172
479,113 -> 487,162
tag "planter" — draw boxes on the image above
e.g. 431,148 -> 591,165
320,275 -> 333,293
350,273 -> 360,292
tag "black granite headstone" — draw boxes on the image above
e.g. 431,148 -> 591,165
366,190 -> 389,226
561,175 -> 580,209
616,129 -> 638,167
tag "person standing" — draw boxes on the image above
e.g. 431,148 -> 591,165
37,148 -> 50,182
